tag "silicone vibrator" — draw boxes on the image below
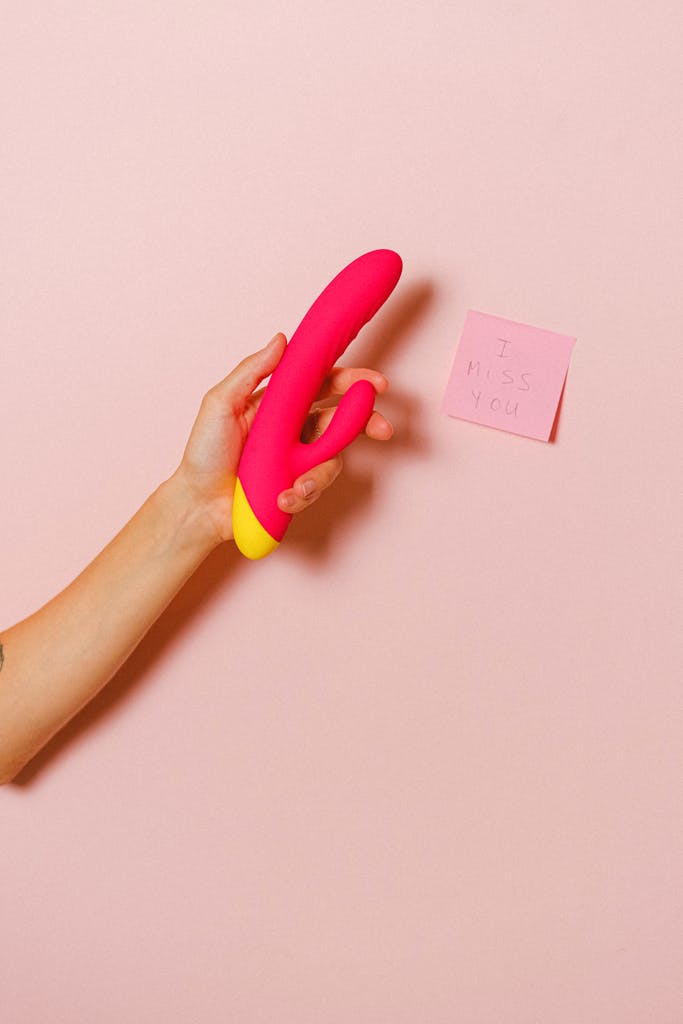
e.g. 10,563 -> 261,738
232,248 -> 403,559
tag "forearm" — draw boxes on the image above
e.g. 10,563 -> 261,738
0,472 -> 219,783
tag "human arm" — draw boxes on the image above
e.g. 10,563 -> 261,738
0,333 -> 393,782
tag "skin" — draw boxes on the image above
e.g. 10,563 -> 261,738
0,332 -> 392,783
179,332 -> 393,531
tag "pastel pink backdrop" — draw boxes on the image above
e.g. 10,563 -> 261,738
1,3 -> 681,1022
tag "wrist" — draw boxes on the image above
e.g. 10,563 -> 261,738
155,471 -> 225,557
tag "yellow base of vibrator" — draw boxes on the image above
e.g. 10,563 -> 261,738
232,478 -> 280,560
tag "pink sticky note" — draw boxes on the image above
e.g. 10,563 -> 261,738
441,309 -> 576,441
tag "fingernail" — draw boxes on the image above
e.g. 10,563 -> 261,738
279,493 -> 295,509
301,479 -> 315,496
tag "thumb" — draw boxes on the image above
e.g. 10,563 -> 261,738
219,333 -> 286,404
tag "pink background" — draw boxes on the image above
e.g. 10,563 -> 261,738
1,2 -> 681,1021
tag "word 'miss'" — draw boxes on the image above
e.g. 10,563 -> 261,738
467,338 -> 531,418
441,309 -> 576,442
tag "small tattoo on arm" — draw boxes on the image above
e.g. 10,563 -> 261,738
0,643 -> 4,672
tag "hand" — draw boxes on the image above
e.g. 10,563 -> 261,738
173,332 -> 394,546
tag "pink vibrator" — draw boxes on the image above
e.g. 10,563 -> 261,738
232,248 -> 403,558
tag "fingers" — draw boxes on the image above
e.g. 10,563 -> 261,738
294,364 -> 393,443
277,456 -> 343,513
206,333 -> 287,409
317,365 -> 389,401
277,368 -> 393,514
252,363 -> 391,421
303,403 -> 394,442
355,407 -> 394,440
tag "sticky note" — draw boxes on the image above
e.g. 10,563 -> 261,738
441,309 -> 576,441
